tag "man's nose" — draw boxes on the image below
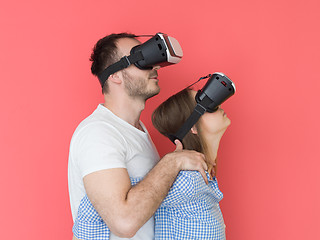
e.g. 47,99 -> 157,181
152,65 -> 161,70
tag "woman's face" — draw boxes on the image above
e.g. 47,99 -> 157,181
190,90 -> 231,136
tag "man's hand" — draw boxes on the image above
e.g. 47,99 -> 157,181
166,139 -> 209,184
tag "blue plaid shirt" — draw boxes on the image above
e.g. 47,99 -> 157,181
73,172 -> 225,240
72,177 -> 143,240
155,171 -> 226,240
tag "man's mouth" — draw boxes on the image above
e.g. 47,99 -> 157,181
149,70 -> 158,80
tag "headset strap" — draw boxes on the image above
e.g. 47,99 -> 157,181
98,51 -> 144,87
168,95 -> 212,143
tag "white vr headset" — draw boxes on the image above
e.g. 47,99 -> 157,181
98,33 -> 183,88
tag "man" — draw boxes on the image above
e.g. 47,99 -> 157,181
68,33 -> 208,240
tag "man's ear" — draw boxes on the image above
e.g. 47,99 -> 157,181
109,72 -> 122,84
191,126 -> 198,135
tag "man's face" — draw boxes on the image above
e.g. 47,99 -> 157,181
116,38 -> 160,100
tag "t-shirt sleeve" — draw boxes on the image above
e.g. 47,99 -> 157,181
160,171 -> 196,207
74,122 -> 127,178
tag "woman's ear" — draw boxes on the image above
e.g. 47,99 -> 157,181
191,126 -> 198,135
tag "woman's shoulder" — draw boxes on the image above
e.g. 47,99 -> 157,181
177,170 -> 210,183
177,171 -> 220,194
159,171 -> 198,205
172,171 -> 210,194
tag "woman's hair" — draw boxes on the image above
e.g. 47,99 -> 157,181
153,88 -> 223,174
152,88 -> 204,153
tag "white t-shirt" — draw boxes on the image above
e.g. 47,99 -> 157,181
68,104 -> 160,239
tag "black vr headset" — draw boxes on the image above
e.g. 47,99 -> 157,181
98,33 -> 183,88
167,72 -> 236,144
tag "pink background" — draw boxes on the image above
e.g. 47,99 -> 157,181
1,0 -> 319,239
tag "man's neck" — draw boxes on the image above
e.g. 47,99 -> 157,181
103,93 -> 146,130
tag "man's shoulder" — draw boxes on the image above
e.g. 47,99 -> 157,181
70,109 -> 126,149
74,105 -> 121,134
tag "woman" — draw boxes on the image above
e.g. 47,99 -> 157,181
152,88 -> 231,240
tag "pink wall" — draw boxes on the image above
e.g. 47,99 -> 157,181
1,0 -> 319,239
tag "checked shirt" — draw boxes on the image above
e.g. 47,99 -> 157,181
155,171 -> 226,240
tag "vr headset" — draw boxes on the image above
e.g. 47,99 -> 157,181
168,72 -> 236,143
98,33 -> 183,88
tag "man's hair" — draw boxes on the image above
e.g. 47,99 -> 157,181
90,33 -> 137,94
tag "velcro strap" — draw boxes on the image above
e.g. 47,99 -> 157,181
168,96 -> 212,144
98,51 -> 144,87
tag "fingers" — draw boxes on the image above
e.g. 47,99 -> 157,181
199,159 -> 209,184
174,140 -> 183,152
199,169 -> 209,185
211,168 -> 215,180
183,153 -> 209,184
193,155 -> 209,184
194,152 -> 207,171
200,156 -> 208,171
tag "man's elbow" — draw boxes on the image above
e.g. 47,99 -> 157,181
106,217 -> 140,238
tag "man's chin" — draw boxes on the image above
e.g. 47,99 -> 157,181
154,86 -> 161,96
145,87 -> 160,101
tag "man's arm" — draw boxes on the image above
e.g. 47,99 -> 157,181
83,140 -> 207,238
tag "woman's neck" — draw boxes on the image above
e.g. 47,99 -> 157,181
203,134 -> 223,165
202,132 -> 225,178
